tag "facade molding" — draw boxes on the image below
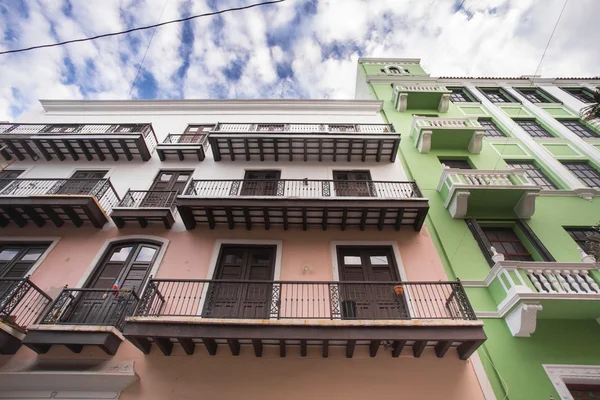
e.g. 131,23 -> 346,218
503,86 -> 600,167
39,99 -> 384,115
544,364 -> 600,400
467,85 -> 589,192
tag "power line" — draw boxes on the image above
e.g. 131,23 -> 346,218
129,0 -> 170,97
0,0 -> 285,56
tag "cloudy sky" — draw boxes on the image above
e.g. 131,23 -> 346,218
0,0 -> 598,121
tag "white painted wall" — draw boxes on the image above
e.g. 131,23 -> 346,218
7,100 -> 409,231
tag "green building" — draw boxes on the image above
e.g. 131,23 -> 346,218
356,58 -> 600,400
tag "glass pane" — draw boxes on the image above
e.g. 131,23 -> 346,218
109,247 -> 132,262
250,253 -> 270,265
370,256 -> 389,265
21,248 -> 44,261
224,254 -> 243,264
135,247 -> 157,262
176,174 -> 190,182
0,249 -> 19,261
344,256 -> 362,265
160,173 -> 173,182
188,127 -> 199,132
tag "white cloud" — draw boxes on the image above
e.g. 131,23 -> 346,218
0,0 -> 598,121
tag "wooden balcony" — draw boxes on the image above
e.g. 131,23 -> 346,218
177,179 -> 429,231
23,288 -> 139,355
156,134 -> 207,161
0,178 -> 120,228
0,278 -> 51,354
393,85 -> 452,112
208,123 -> 400,162
111,190 -> 178,229
124,279 -> 486,359
0,123 -> 157,162
437,168 -> 541,219
410,117 -> 486,154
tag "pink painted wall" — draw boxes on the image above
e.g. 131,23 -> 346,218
0,225 -> 483,399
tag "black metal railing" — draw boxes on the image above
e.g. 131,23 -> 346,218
135,279 -> 477,321
0,278 -> 52,329
162,134 -> 208,147
116,190 -> 178,211
40,288 -> 140,331
0,178 -> 121,212
183,179 -> 423,199
211,123 -> 395,134
0,123 -> 158,154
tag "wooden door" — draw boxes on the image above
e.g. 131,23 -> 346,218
240,170 -> 281,196
337,246 -> 407,319
143,170 -> 192,206
203,245 -> 276,319
67,242 -> 159,325
333,170 -> 374,197
0,243 -> 50,298
55,170 -> 108,195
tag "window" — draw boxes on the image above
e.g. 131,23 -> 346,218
515,120 -> 553,138
565,227 -> 594,249
87,241 -> 161,293
560,120 -> 599,138
562,162 -> 600,188
514,87 -> 557,103
0,242 -> 51,278
448,87 -> 476,103
180,125 -> 213,144
561,87 -> 597,103
150,170 -> 193,194
466,219 -> 554,266
478,87 -> 517,103
383,66 -> 409,75
567,384 -> 600,399
506,161 -> 557,190
478,119 -> 506,138
439,158 -> 471,169
333,170 -> 374,197
241,170 -> 281,196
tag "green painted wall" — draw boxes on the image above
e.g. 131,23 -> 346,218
361,66 -> 600,400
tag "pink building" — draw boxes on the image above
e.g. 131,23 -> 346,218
0,100 -> 489,399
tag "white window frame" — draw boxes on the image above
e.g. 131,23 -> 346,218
544,364 -> 600,400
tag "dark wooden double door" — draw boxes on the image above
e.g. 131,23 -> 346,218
337,246 -> 408,319
65,242 -> 159,325
203,245 -> 276,319
140,170 -> 192,207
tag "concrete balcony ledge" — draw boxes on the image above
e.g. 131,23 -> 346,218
410,117 -> 486,154
393,84 -> 452,112
462,260 -> 600,337
437,168 -> 541,219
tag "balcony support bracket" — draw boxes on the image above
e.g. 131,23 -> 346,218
505,301 -> 543,337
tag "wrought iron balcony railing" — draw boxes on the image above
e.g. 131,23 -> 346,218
135,279 -> 477,321
0,278 -> 51,330
116,190 -> 178,211
183,179 -> 423,199
0,178 -> 120,213
211,123 -> 395,134
162,134 -> 208,146
40,288 -> 140,331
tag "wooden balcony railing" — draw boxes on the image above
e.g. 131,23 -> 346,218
40,288 -> 140,331
0,178 -> 121,213
211,123 -> 395,134
135,279 -> 477,321
0,123 -> 157,155
183,179 -> 423,199
0,277 -> 51,329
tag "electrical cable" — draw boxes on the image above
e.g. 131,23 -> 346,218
0,0 -> 285,56
128,0 -> 170,97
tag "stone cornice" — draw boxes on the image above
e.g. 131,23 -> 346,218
39,99 -> 384,115
365,75 -> 600,85
358,57 -> 422,64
